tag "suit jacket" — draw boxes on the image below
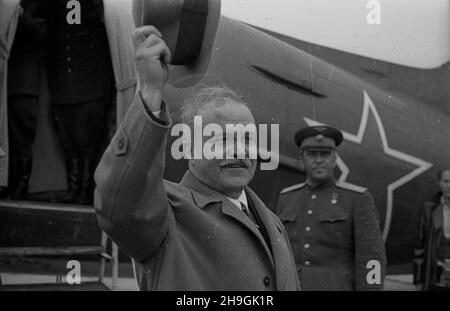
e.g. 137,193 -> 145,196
277,181 -> 386,291
94,95 -> 300,291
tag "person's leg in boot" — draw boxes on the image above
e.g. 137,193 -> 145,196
58,154 -> 82,203
52,105 -> 81,203
76,99 -> 109,205
77,154 -> 95,205
9,159 -> 33,200
0,188 -> 10,199
6,95 -> 39,200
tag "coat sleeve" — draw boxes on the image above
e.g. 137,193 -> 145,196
352,191 -> 387,290
94,94 -> 173,262
413,203 -> 430,285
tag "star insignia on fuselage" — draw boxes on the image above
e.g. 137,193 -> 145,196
304,91 -> 433,241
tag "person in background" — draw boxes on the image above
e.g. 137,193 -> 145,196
276,125 -> 386,290
414,167 -> 450,291
0,0 -> 48,200
46,0 -> 115,205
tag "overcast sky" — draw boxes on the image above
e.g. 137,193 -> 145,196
221,0 -> 450,69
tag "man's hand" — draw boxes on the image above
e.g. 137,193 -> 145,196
132,26 -> 171,112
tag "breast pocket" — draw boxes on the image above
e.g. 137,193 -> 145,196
279,210 -> 297,220
318,207 -> 352,246
279,211 -> 302,258
279,211 -> 298,237
318,209 -> 348,223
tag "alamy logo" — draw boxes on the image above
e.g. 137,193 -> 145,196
170,116 -> 280,170
366,260 -> 381,285
66,0 -> 81,25
366,0 -> 381,25
66,260 -> 81,284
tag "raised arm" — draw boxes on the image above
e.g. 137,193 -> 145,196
94,26 -> 173,262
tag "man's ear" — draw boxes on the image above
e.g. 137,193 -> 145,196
298,153 -> 305,171
332,152 -> 337,168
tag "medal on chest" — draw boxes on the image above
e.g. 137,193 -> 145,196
331,193 -> 338,205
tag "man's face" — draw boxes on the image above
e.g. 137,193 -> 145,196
300,147 -> 336,184
189,100 -> 257,198
439,170 -> 450,198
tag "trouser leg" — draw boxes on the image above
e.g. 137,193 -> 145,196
75,99 -> 109,205
4,95 -> 39,199
52,104 -> 81,203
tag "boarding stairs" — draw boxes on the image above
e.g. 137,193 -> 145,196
0,199 -> 119,290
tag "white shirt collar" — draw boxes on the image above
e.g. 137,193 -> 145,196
225,191 -> 248,211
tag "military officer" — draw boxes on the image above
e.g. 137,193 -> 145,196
1,0 -> 48,199
46,0 -> 115,204
276,125 -> 387,290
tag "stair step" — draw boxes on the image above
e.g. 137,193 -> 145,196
0,246 -> 105,257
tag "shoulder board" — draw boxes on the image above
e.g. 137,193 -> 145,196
280,183 -> 306,194
335,181 -> 367,194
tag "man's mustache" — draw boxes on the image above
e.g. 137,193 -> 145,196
219,159 -> 251,168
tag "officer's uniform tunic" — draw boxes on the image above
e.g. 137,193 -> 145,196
277,180 -> 387,291
47,0 -> 114,158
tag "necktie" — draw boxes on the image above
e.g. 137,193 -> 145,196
241,201 -> 273,253
241,202 -> 260,229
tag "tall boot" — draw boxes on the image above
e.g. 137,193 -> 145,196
0,187 -> 9,199
58,156 -> 81,204
9,159 -> 33,200
77,156 -> 95,205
